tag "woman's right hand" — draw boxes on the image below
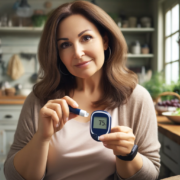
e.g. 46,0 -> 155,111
36,96 -> 79,142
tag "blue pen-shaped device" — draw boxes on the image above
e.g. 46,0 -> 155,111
68,105 -> 89,117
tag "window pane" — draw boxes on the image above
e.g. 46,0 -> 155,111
165,37 -> 171,63
172,4 -> 179,33
166,10 -> 171,36
172,62 -> 179,82
172,32 -> 179,61
165,64 -> 171,84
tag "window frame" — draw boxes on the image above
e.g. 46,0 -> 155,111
163,0 -> 180,83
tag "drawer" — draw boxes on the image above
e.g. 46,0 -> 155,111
0,105 -> 23,122
163,136 -> 180,164
0,110 -> 21,121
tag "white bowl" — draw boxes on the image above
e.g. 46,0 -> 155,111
19,89 -> 31,96
162,112 -> 180,124
155,104 -> 177,115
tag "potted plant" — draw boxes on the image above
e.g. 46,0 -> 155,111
142,72 -> 173,101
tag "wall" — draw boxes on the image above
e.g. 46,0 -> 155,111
0,0 -> 153,92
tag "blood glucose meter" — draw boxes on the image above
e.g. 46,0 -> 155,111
90,110 -> 111,142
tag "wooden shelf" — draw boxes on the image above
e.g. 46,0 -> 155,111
0,95 -> 27,105
0,27 -> 43,33
121,28 -> 155,32
0,27 -> 154,33
127,54 -> 154,58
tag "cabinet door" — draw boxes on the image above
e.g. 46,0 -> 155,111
0,126 -> 17,155
0,163 -> 6,180
164,136 -> 180,164
159,132 -> 180,175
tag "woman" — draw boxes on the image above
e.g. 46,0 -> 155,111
4,1 -> 160,180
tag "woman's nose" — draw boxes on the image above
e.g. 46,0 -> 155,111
73,43 -> 85,59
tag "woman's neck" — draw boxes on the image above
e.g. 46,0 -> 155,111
75,69 -> 103,96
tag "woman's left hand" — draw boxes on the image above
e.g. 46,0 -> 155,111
99,126 -> 135,156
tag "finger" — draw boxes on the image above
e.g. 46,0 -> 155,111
45,103 -> 62,121
99,132 -> 133,142
62,96 -> 79,108
41,107 -> 59,128
48,98 -> 78,109
59,100 -> 80,122
111,126 -> 132,133
59,99 -> 69,123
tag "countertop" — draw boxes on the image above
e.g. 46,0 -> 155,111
157,115 -> 180,145
0,96 -> 26,105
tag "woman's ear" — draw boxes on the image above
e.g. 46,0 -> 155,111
103,34 -> 109,50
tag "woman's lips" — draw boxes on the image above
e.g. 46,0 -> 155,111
75,60 -> 91,67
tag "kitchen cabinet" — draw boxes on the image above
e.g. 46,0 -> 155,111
0,158 -> 6,180
157,116 -> 180,177
158,132 -> 180,175
0,97 -> 25,180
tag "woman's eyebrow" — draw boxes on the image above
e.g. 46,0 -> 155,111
57,29 -> 92,41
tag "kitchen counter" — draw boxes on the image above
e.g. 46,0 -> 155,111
157,115 -> 180,145
0,96 -> 26,105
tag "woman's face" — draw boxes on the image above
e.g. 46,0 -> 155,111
57,14 -> 108,78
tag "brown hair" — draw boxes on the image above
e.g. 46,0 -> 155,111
33,0 -> 138,110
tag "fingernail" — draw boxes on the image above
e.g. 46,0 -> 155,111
103,143 -> 107,146
56,123 -> 59,127
65,117 -> 68,122
99,136 -> 104,140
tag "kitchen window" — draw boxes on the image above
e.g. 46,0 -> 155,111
164,1 -> 180,84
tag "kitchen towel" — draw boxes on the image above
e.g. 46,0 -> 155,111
7,54 -> 25,80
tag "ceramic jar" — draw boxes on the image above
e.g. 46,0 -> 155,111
131,41 -> 141,54
141,44 -> 149,54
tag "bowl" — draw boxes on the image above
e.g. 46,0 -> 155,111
155,104 -> 177,115
19,89 -> 31,96
162,112 -> 180,124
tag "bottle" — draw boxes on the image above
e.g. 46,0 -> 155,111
131,41 -> 141,54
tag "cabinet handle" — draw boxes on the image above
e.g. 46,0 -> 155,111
4,115 -> 12,118
165,145 -> 171,150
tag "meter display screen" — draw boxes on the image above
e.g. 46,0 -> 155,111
93,117 -> 107,129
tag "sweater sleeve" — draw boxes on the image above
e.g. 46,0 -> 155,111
116,85 -> 161,180
3,92 -> 45,180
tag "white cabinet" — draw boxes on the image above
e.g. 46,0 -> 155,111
158,132 -> 180,175
0,104 -> 22,180
0,155 -> 7,180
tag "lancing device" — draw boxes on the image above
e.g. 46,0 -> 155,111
68,105 -> 89,117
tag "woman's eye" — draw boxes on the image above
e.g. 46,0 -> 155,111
60,42 -> 70,49
82,35 -> 92,41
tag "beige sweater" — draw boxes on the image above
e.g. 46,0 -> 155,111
4,84 -> 160,180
